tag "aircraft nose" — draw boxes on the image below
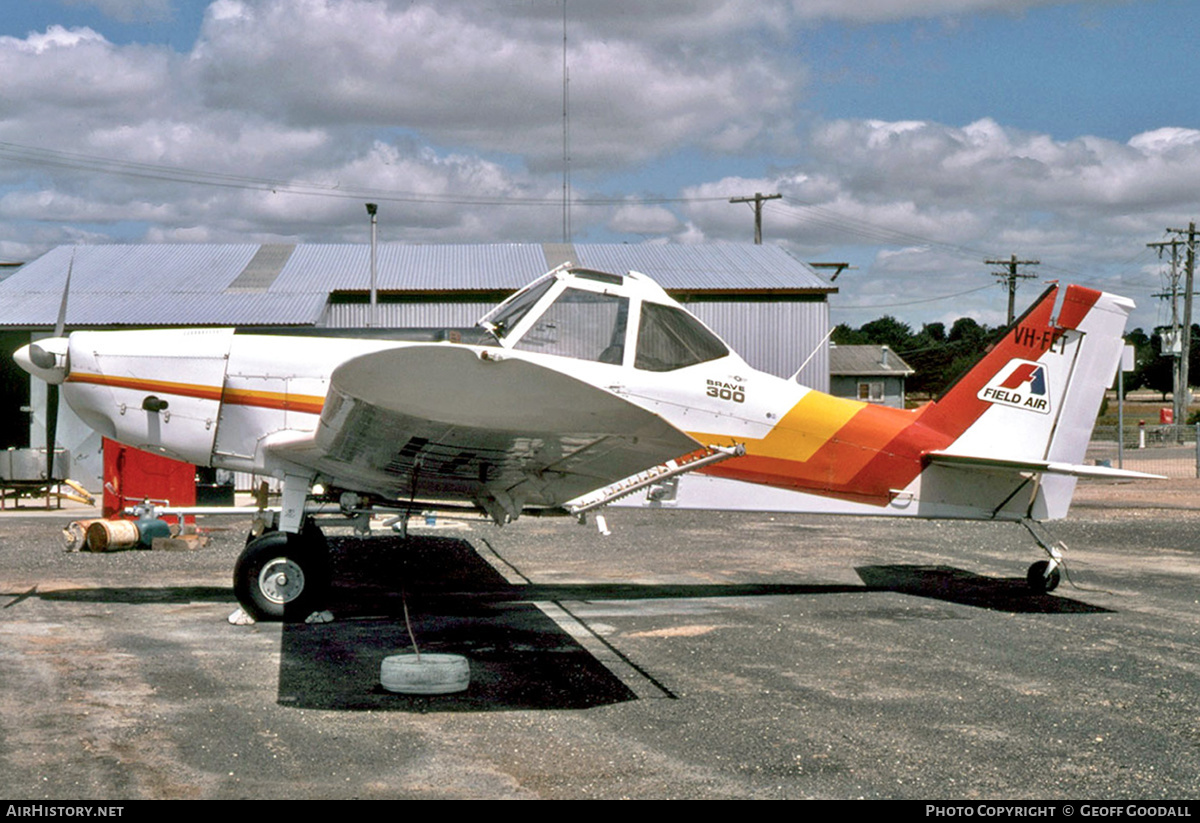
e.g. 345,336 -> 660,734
14,337 -> 69,385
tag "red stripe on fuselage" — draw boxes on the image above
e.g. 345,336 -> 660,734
68,372 -> 224,402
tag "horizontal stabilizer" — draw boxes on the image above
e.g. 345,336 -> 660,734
927,451 -> 1164,481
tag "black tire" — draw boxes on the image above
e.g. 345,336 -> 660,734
233,524 -> 329,621
1026,560 -> 1061,594
245,524 -> 276,546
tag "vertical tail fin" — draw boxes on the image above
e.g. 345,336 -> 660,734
922,284 -> 1134,518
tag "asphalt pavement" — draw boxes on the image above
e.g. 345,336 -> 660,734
1,480 -> 1197,799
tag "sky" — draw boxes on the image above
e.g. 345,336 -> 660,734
1,0 -> 1199,332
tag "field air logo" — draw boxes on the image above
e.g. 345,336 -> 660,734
978,359 -> 1051,414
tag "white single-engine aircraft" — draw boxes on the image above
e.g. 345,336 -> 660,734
15,263 -> 1147,620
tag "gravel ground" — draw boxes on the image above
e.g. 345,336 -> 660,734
1,479 -> 1197,799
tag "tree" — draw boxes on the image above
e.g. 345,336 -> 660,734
948,317 -> 989,347
1137,331 -> 1174,400
921,322 -> 946,343
857,315 -> 912,351
831,313 -> 1002,398
830,323 -> 865,345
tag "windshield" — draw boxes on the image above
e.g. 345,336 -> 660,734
478,274 -> 557,339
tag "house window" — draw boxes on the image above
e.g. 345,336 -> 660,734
858,381 -> 884,403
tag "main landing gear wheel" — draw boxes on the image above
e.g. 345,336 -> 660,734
1026,560 -> 1061,594
233,522 -> 329,621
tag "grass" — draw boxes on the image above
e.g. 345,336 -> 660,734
1098,391 -> 1197,427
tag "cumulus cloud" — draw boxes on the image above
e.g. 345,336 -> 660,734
608,203 -> 682,235
0,0 -> 812,259
660,114 -> 1200,327
804,118 -> 1200,221
62,0 -> 174,24
189,0 -> 796,172
0,26 -> 172,122
0,0 -> 1197,337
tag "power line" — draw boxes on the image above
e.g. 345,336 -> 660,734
985,254 -> 1039,324
0,140 -> 733,208
766,196 -> 1145,296
1155,223 -> 1198,425
0,137 -> 1172,306
830,283 -> 996,310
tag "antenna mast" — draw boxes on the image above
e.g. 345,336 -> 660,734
561,0 -> 571,243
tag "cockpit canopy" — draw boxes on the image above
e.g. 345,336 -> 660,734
478,266 -> 733,371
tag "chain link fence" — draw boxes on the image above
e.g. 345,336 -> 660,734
1087,424 -> 1200,478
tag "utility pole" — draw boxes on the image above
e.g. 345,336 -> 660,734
1149,237 -> 1185,423
985,254 -> 1040,324
1164,222 -> 1198,424
729,192 -> 781,244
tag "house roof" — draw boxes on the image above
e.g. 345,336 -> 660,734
829,344 -> 915,377
0,242 -> 833,327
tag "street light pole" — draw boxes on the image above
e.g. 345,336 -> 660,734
366,203 -> 378,328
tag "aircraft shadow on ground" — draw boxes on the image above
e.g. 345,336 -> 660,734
286,534 -> 870,713
855,565 -> 1113,614
3,537 -> 1110,713
279,537 -> 1111,712
280,535 -> 639,712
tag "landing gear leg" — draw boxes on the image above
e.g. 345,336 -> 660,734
382,511 -> 410,537
1021,519 -> 1063,594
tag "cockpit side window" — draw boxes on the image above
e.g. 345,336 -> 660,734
635,302 -> 728,371
514,288 -> 629,364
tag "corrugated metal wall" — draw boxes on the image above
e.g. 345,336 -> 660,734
322,302 -> 497,329
687,301 -> 830,390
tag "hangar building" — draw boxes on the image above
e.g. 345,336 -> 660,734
0,242 -> 836,489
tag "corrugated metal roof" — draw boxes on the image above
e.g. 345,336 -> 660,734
272,243 -> 553,292
227,244 -> 295,292
829,344 -> 915,376
0,242 -> 832,327
0,289 -> 325,327
575,243 -> 829,291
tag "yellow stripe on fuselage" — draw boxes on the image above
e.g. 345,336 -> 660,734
691,389 -> 865,461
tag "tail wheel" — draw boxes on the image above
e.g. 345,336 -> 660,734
1026,560 -> 1061,594
233,522 -> 329,621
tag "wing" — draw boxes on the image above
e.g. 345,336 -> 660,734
268,344 -> 701,521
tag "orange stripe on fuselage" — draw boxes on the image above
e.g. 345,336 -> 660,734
693,393 -> 922,504
221,387 -> 325,415
67,372 -> 325,415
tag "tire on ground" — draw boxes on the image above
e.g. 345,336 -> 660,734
233,527 -> 329,622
